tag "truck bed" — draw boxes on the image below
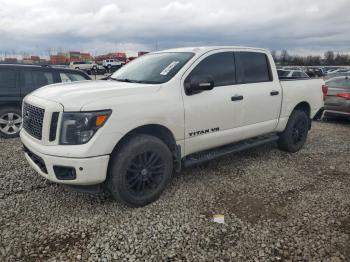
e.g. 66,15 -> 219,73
279,78 -> 324,119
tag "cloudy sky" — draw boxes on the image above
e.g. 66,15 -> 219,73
0,0 -> 349,57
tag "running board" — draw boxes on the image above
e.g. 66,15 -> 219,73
184,134 -> 279,167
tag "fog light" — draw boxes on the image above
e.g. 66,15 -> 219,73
53,166 -> 76,180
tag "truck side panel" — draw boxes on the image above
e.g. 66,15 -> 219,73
276,79 -> 324,132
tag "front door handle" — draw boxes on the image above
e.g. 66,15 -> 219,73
231,95 -> 244,101
270,90 -> 279,96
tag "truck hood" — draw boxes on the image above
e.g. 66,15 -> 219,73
30,80 -> 161,111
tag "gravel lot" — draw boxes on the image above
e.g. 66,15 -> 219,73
0,120 -> 349,261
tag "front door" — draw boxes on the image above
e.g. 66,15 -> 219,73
181,50 -> 242,155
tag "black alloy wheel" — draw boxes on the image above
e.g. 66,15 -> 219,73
126,151 -> 165,196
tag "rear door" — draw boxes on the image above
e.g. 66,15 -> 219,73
20,69 -> 55,97
0,67 -> 20,104
234,51 -> 282,130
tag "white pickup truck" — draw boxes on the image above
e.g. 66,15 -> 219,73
20,46 -> 326,207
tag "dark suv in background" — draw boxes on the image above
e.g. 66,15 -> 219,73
0,64 -> 91,138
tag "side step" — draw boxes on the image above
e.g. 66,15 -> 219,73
184,134 -> 279,167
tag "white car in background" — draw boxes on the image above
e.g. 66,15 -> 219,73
69,61 -> 98,71
102,59 -> 125,69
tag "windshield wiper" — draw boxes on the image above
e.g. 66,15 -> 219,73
110,78 -> 160,84
114,78 -> 138,83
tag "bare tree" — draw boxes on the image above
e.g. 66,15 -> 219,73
271,50 -> 277,61
280,50 -> 290,65
324,51 -> 334,65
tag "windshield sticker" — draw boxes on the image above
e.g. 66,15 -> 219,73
160,61 -> 180,76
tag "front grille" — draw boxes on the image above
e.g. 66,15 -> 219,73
23,102 -> 45,140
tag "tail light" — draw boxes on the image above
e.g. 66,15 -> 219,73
322,84 -> 328,100
336,93 -> 350,100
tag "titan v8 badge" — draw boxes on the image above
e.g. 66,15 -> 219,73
189,127 -> 220,137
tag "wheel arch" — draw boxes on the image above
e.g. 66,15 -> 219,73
292,101 -> 311,118
112,124 -> 178,154
108,124 -> 181,177
291,101 -> 312,130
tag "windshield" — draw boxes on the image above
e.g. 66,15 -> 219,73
111,52 -> 194,84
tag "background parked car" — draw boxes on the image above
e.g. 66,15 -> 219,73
69,61 -> 98,71
102,59 -> 125,70
324,69 -> 350,80
277,69 -> 310,79
322,76 -> 350,119
89,65 -> 106,75
0,64 -> 91,138
305,68 -> 326,78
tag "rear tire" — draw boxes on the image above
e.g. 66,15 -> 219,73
106,134 -> 173,207
278,110 -> 310,153
0,107 -> 22,138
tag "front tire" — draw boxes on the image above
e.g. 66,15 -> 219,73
0,107 -> 22,138
106,134 -> 173,207
278,110 -> 310,153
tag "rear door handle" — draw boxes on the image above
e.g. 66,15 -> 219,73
231,95 -> 244,101
270,90 -> 279,96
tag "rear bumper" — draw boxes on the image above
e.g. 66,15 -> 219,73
322,109 -> 350,118
22,139 -> 110,185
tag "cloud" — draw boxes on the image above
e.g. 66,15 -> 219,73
0,0 -> 349,56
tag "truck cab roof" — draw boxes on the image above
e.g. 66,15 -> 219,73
156,46 -> 269,56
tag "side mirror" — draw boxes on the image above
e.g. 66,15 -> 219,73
186,75 -> 214,94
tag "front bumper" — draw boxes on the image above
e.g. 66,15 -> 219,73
22,137 -> 110,185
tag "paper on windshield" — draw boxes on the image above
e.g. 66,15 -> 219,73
160,61 -> 180,76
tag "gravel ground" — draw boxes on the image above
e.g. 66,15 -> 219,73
0,120 -> 349,261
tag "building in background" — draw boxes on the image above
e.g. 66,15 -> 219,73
50,51 -> 93,65
80,52 -> 93,61
68,51 -> 81,62
3,58 -> 18,63
22,55 -> 42,64
1,50 -> 147,65
50,54 -> 69,65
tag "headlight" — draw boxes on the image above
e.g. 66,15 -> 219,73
60,110 -> 111,145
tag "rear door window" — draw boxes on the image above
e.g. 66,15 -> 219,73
235,52 -> 272,84
60,72 -> 89,82
59,73 -> 71,83
22,70 -> 54,89
68,73 -> 88,81
0,69 -> 16,88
